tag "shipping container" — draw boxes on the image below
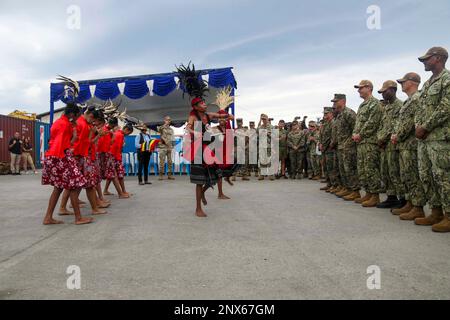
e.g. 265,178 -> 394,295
0,115 -> 35,166
34,121 -> 51,168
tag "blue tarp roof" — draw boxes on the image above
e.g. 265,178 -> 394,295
49,67 -> 237,126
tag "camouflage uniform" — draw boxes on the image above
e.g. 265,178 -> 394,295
234,126 -> 250,178
157,124 -> 174,175
393,92 -> 426,207
329,118 -> 341,187
257,123 -> 274,176
307,129 -> 321,177
320,118 -> 335,186
335,106 -> 359,191
287,129 -> 307,178
353,95 -> 383,194
416,68 -> 450,213
279,127 -> 288,162
377,97 -> 404,197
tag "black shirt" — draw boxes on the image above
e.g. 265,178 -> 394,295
9,138 -> 22,155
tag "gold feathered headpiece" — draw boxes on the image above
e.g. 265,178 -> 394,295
214,86 -> 234,111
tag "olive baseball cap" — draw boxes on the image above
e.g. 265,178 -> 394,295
397,72 -> 421,84
378,80 -> 398,93
354,80 -> 374,89
418,46 -> 448,62
331,93 -> 346,102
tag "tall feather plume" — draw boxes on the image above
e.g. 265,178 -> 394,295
56,75 -> 80,100
214,86 -> 234,111
175,62 -> 209,100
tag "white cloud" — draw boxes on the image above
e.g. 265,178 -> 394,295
232,53 -> 429,124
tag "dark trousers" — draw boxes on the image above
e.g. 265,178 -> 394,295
137,151 -> 151,182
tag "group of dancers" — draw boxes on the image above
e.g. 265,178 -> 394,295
42,65 -> 239,223
42,101 -> 134,225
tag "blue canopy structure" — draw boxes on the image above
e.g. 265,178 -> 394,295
49,67 -> 237,128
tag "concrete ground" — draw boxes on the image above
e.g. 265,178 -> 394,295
0,172 -> 449,300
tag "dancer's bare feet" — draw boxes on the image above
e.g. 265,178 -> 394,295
218,194 -> 231,200
119,193 -> 130,199
70,203 -> 85,208
79,200 -> 86,205
92,209 -> 108,215
75,217 -> 94,225
103,191 -> 114,196
43,218 -> 64,225
195,209 -> 207,217
97,201 -> 110,208
58,208 -> 74,216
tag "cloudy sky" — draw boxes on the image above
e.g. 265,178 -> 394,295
0,0 -> 449,123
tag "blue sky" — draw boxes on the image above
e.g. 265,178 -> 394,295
0,0 -> 449,123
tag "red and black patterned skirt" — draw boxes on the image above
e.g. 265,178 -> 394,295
99,152 -> 116,180
41,150 -> 87,190
73,155 -> 99,188
114,158 -> 125,179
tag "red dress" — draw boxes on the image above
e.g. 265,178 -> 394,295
111,129 -> 125,178
98,125 -> 115,180
73,116 -> 97,188
41,115 -> 87,189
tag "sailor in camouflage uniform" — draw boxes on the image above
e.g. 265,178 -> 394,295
331,94 -> 360,201
376,81 -> 405,209
319,107 -> 336,191
287,120 -> 307,179
306,121 -> 321,180
391,72 -> 426,220
414,47 -> 450,232
157,116 -> 175,180
352,80 -> 383,207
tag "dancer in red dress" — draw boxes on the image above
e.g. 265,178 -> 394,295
42,102 -> 93,225
177,63 -> 235,217
103,119 -> 133,198
58,107 -> 108,215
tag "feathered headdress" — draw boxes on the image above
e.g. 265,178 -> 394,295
214,86 -> 234,111
175,62 -> 209,106
56,75 -> 80,101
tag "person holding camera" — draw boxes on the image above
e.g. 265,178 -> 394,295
9,132 -> 22,175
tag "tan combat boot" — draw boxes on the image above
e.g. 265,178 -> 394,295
312,175 -> 321,181
399,206 -> 425,221
231,176 -> 236,181
362,193 -> 380,207
269,175 -> 275,181
242,176 -> 250,181
355,192 -> 371,204
158,174 -> 164,181
337,188 -> 351,198
391,201 -> 413,216
415,207 -> 443,226
343,191 -> 361,201
432,213 -> 450,233
168,174 -> 175,180
320,185 -> 331,191
258,175 -> 265,181
331,186 -> 342,194
327,186 -> 336,193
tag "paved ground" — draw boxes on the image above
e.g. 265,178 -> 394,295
0,172 -> 449,300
